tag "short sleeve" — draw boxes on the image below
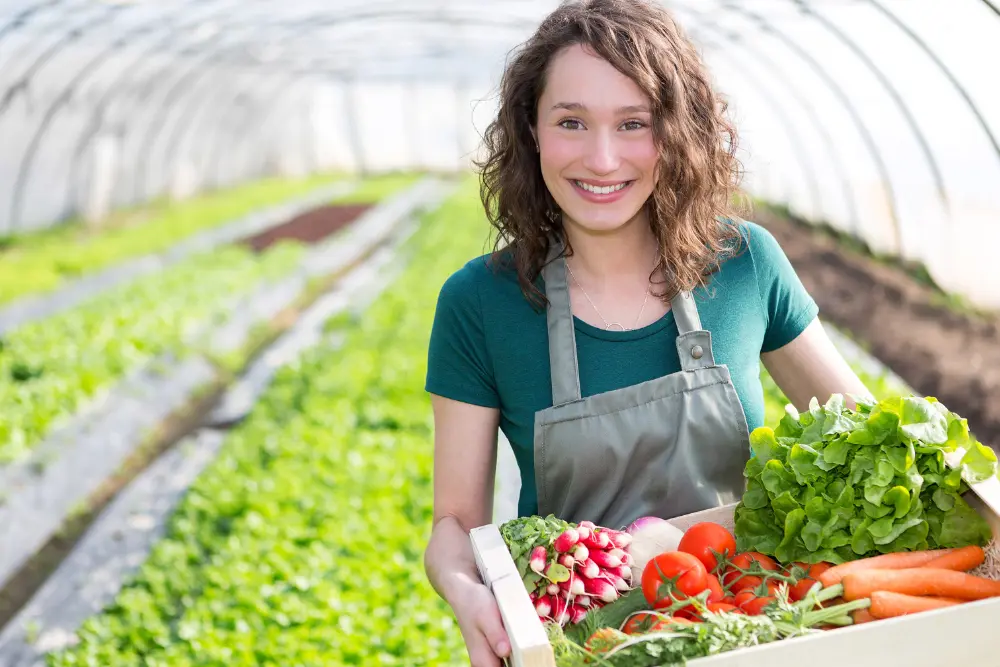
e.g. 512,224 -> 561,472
425,262 -> 501,408
744,222 -> 820,353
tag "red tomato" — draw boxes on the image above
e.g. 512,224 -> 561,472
740,594 -> 777,615
622,612 -> 672,635
735,582 -> 779,615
705,574 -> 724,603
788,562 -> 833,602
706,602 -> 743,614
677,522 -> 737,573
641,552 -> 709,609
722,552 -> 779,591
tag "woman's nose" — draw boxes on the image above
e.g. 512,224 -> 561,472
581,130 -> 621,175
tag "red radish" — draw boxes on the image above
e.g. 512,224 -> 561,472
573,544 -> 590,564
535,595 -> 553,618
552,596 -> 570,624
577,525 -> 592,541
581,574 -> 620,603
577,557 -> 600,579
608,548 -> 627,562
529,590 -> 538,603
613,564 -> 632,582
553,528 -> 580,553
547,583 -> 559,596
529,546 -> 548,574
570,604 -> 589,624
579,520 -> 596,530
559,576 -> 586,597
559,554 -> 576,569
577,595 -> 592,608
590,550 -> 623,569
605,572 -> 630,592
608,531 -> 633,549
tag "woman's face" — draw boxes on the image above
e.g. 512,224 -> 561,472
535,44 -> 659,235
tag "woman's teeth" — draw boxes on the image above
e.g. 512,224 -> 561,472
575,181 -> 629,195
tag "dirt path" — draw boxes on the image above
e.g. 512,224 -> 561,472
755,207 -> 1000,452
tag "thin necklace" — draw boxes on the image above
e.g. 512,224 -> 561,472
566,258 -> 653,332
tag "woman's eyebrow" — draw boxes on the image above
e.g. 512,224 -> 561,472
551,101 -> 651,113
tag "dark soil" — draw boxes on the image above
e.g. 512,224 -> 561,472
754,206 -> 1000,453
240,203 -> 372,252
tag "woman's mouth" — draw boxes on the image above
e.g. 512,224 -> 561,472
570,179 -> 634,203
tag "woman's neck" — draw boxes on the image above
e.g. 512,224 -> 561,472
562,212 -> 659,288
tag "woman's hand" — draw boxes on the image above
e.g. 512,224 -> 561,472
449,574 -> 512,666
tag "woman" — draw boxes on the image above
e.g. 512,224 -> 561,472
423,1 -> 871,664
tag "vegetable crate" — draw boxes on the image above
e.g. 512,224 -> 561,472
471,476 -> 1000,667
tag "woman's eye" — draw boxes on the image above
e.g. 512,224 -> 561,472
559,119 -> 584,130
621,120 -> 646,131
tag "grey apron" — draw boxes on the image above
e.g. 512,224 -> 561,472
533,245 -> 751,530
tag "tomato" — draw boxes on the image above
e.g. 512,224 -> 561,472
734,581 -> 779,615
622,612 -> 672,635
705,574 -> 724,603
706,602 -> 743,614
641,551 -> 709,609
740,594 -> 777,615
722,552 -> 779,592
677,522 -> 737,573
788,562 -> 833,602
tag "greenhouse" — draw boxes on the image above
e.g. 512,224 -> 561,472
0,1 -> 997,665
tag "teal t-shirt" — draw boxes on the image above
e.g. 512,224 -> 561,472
425,220 -> 819,518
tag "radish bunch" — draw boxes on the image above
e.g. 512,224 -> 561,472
515,520 -> 635,626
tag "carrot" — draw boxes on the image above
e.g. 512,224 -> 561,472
843,568 -> 1000,602
870,591 -> 961,619
851,608 -> 877,624
921,545 -> 985,572
818,549 -> 958,588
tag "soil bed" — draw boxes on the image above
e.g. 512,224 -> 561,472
754,205 -> 1000,452
240,203 -> 372,252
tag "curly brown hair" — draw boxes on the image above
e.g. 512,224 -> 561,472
477,0 -> 749,308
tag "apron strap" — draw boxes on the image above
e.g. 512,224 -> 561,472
671,290 -> 715,371
542,243 -> 583,407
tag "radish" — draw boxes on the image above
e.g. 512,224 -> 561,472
577,525 -> 592,541
559,554 -> 575,569
605,572 -> 630,592
608,547 -> 627,562
559,575 -> 585,597
579,520 -> 596,530
572,543 -> 589,564
552,596 -> 570,625
529,546 -> 548,574
577,595 -> 592,608
608,530 -> 632,549
553,528 -> 580,553
612,564 -> 632,582
547,583 -> 559,596
581,574 -> 619,603
570,604 -> 589,624
576,557 -> 600,579
590,549 -> 622,569
535,594 -> 553,618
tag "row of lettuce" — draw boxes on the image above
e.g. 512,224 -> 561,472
0,172 -> 419,305
36,178 -> 912,666
43,178 -> 486,667
0,173 -> 418,464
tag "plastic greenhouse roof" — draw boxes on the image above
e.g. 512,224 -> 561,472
1,0 -> 999,306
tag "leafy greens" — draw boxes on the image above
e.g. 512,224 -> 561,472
734,393 -> 997,564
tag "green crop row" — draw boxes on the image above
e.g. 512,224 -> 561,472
45,178 -> 484,667
0,175 -> 418,464
0,171 -> 415,306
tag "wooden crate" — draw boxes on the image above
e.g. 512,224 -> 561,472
471,472 -> 1000,667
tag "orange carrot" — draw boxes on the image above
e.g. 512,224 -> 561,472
818,549 -> 958,588
921,545 -> 985,572
843,568 -> 1000,602
851,608 -> 877,624
870,591 -> 961,619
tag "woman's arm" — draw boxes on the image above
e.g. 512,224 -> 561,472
761,317 -> 874,412
423,394 -> 511,665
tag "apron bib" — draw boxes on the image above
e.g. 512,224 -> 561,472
532,244 -> 751,530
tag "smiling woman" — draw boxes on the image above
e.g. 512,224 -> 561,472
422,1 -> 871,665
